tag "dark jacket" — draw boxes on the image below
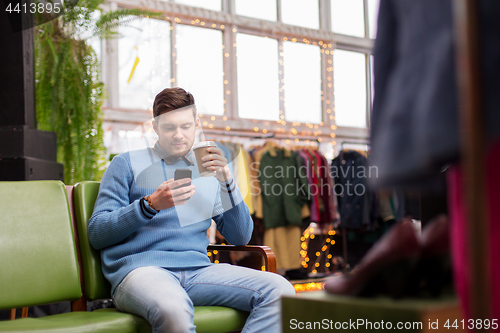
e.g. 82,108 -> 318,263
331,150 -> 374,229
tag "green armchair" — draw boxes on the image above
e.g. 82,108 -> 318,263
73,181 -> 276,333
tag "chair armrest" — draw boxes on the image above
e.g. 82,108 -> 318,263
207,245 -> 277,273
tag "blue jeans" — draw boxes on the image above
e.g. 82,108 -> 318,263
112,264 -> 295,333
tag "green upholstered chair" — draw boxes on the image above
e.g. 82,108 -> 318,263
0,180 -> 150,332
73,181 -> 276,333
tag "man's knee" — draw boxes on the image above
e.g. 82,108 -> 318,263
149,300 -> 195,333
263,273 -> 296,300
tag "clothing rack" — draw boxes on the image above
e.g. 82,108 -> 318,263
340,141 -> 370,150
201,130 -> 275,139
201,130 -> 320,143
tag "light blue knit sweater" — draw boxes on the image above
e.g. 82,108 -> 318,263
88,148 -> 253,294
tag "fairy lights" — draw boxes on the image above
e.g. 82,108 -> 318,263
293,282 -> 325,292
149,13 -> 341,143
300,225 -> 340,275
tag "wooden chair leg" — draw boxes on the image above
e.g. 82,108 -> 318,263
9,309 -> 16,320
21,307 -> 28,318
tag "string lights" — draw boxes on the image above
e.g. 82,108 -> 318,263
301,226 -> 337,275
154,12 -> 339,170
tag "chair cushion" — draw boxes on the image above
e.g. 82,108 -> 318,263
193,306 -> 248,333
0,310 -> 150,333
95,307 -> 247,333
0,181 -> 82,309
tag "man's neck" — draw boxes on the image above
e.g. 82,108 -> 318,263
153,141 -> 194,166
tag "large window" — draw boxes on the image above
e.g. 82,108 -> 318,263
333,49 -> 367,128
281,0 -> 319,30
367,0 -> 380,39
118,18 -> 171,110
283,41 -> 322,124
176,25 -> 224,116
105,0 -> 375,156
236,34 -> 280,121
86,10 -> 102,63
174,0 -> 221,11
235,0 -> 277,21
331,0 -> 365,37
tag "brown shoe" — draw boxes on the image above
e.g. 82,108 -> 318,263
324,221 -> 420,297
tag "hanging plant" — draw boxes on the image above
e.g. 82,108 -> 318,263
35,0 -> 162,184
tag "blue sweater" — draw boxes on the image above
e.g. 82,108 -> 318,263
88,148 -> 253,294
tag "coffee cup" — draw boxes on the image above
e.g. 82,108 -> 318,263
193,141 -> 217,177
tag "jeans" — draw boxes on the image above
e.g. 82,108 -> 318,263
112,264 -> 296,333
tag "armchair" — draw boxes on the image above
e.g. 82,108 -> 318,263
73,181 -> 276,333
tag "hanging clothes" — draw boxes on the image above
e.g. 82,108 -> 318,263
215,141 -> 253,215
299,149 -> 321,222
312,149 -> 340,226
331,150 -> 375,230
258,147 -> 310,271
249,141 -> 280,219
239,145 -> 254,215
258,147 -> 310,229
263,225 -> 303,272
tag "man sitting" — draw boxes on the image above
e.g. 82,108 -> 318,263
88,87 -> 295,332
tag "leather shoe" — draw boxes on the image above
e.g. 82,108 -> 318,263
324,221 -> 420,297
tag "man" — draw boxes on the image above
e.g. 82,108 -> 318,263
88,87 -> 295,333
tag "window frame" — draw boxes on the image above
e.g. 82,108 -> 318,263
101,0 -> 374,153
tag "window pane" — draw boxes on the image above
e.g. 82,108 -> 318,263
86,10 -> 102,63
176,25 -> 224,116
333,49 -> 367,128
370,55 -> 374,103
331,0 -> 365,37
235,0 -> 277,22
283,42 -> 322,124
281,0 -> 319,30
174,0 -> 221,11
236,34 -> 279,121
119,18 -> 171,110
368,0 -> 380,39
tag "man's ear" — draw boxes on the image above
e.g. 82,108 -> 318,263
195,117 -> 200,129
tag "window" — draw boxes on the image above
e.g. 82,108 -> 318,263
333,49 -> 367,128
331,0 -> 365,37
283,41 -> 322,124
176,25 -> 224,116
367,0 -> 380,39
236,34 -> 280,121
86,10 -> 102,63
281,0 -> 319,30
174,0 -> 221,11
235,0 -> 277,22
118,18 -> 171,110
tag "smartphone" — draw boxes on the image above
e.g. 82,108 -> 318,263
174,168 -> 192,188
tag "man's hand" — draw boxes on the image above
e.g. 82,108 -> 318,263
148,178 -> 195,211
202,146 -> 231,182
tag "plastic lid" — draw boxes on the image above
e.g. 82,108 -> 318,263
193,141 -> 217,149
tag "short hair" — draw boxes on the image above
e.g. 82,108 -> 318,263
153,87 -> 196,118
